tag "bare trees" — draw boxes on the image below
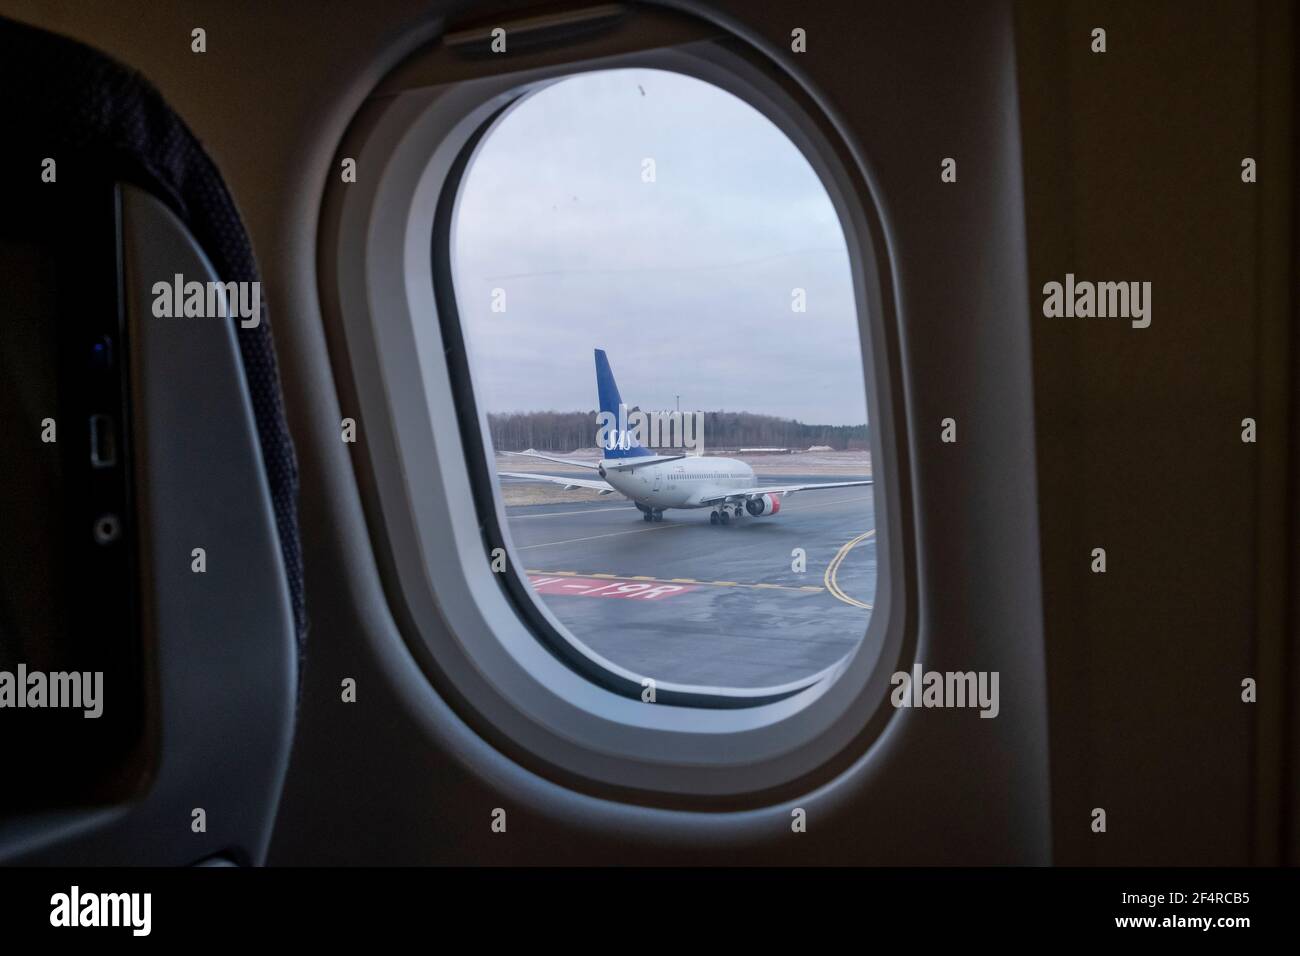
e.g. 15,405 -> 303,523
486,409 -> 867,452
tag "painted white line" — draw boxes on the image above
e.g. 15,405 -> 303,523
509,506 -> 630,519
517,522 -> 691,550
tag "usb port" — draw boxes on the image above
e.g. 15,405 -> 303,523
89,414 -> 117,468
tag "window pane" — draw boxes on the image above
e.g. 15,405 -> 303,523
452,68 -> 876,692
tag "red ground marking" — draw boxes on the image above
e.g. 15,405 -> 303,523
528,575 -> 697,600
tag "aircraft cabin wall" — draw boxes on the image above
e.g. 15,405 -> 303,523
2,0 -> 1292,866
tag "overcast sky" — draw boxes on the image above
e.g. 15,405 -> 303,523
451,68 -> 867,426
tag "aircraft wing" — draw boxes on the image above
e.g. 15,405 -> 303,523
505,449 -> 600,470
499,471 -> 618,495
698,478 -> 872,506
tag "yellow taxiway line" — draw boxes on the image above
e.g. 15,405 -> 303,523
823,530 -> 876,609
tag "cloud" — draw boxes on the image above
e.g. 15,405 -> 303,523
453,68 -> 868,426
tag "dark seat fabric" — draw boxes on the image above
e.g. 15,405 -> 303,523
0,15 -> 307,648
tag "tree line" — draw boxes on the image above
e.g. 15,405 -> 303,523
487,409 -> 868,452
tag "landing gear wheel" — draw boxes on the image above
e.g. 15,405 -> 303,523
653,510 -> 664,522
734,506 -> 743,518
719,510 -> 730,525
643,511 -> 653,522
709,511 -> 720,526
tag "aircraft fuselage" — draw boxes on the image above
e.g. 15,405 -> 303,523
601,456 -> 754,510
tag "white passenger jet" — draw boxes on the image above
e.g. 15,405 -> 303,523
499,350 -> 873,525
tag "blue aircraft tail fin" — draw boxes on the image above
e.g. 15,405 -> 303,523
595,348 -> 651,459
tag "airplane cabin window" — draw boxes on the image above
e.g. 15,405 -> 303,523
321,24 -> 905,798
449,69 -> 878,699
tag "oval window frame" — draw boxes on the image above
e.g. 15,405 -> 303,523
318,25 -> 916,805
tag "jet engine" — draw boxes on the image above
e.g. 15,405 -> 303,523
745,493 -> 782,516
